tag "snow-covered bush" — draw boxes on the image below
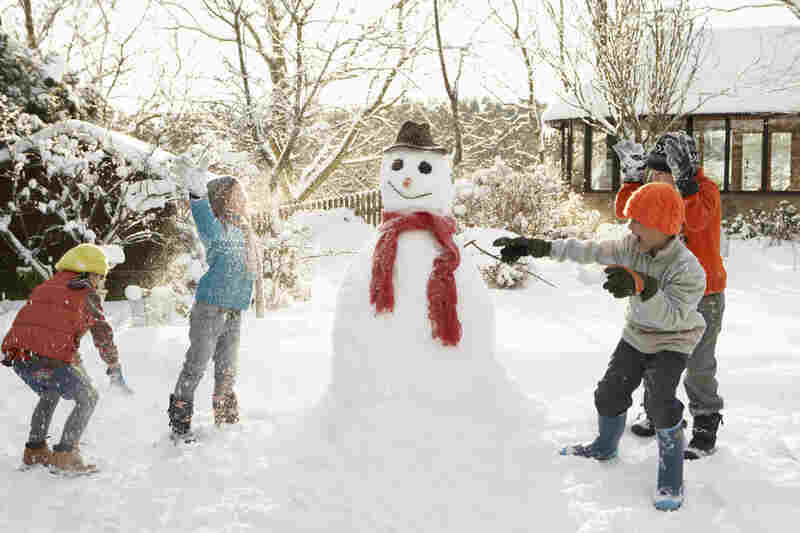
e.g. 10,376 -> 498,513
453,157 -> 602,240
724,201 -> 800,244
479,259 -> 535,289
0,126 -> 176,281
453,157 -> 601,288
260,216 -> 314,308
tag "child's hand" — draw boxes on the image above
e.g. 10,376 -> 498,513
603,265 -> 658,301
493,237 -> 551,263
107,366 -> 134,395
613,140 -> 647,183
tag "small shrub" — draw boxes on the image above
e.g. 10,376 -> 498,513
724,201 -> 800,244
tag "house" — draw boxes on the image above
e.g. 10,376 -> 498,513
543,25 -> 800,220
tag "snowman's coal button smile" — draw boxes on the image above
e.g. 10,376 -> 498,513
388,181 -> 432,200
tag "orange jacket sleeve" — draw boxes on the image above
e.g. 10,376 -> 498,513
614,182 -> 643,219
683,179 -> 719,233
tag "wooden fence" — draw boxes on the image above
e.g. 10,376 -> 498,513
279,189 -> 383,226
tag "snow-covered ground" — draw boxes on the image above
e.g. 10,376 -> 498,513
1,214 -> 799,533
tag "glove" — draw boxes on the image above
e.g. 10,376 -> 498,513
603,265 -> 658,301
662,133 -> 699,197
613,139 -> 647,183
493,236 -> 552,263
171,155 -> 209,198
107,366 -> 134,395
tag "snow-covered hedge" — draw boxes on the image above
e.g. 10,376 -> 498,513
453,158 -> 602,288
453,157 -> 602,240
724,200 -> 800,244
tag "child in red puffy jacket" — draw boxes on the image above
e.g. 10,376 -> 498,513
2,244 -> 132,473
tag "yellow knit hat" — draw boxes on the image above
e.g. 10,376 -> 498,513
623,183 -> 685,236
55,243 -> 109,276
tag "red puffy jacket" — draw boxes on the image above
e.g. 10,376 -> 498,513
2,271 -> 119,365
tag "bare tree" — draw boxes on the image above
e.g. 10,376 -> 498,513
159,0 -> 431,204
540,0 -> 710,144
13,0 -> 71,50
433,0 -> 466,168
2,1 -> 160,120
780,0 -> 800,18
486,0 -> 544,162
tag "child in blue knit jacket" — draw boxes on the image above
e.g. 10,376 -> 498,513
167,175 -> 261,440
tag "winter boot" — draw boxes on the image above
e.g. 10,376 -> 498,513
630,411 -> 656,437
685,413 -> 723,460
168,394 -> 194,438
50,444 -> 96,473
561,413 -> 626,461
23,441 -> 52,467
654,420 -> 685,511
212,391 -> 240,426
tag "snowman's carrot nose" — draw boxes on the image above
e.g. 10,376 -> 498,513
402,177 -> 412,188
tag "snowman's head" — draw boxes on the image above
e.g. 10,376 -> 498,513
380,122 -> 452,215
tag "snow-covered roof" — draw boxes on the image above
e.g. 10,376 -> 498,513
542,25 -> 800,122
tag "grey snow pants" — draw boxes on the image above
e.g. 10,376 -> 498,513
173,301 -> 241,402
685,292 -> 725,416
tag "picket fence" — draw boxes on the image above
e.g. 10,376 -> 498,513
279,189 -> 383,227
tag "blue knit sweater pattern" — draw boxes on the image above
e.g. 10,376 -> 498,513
191,198 -> 254,311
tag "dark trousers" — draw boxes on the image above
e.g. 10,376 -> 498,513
595,339 -> 687,429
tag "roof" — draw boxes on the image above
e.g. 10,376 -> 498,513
542,25 -> 800,122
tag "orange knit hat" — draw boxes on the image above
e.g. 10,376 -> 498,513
623,182 -> 684,235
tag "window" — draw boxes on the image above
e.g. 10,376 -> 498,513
729,119 -> 763,191
590,128 -> 613,191
692,119 -> 725,190
768,117 -> 800,191
571,122 -> 585,190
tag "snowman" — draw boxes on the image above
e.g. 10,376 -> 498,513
257,123 -> 547,531
324,121 -> 528,420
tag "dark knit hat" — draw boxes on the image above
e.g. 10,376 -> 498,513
383,121 -> 448,154
646,137 -> 671,173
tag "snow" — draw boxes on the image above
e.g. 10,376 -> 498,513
1,224 -> 799,531
98,244 -> 125,266
543,25 -> 800,122
124,285 -> 144,301
39,54 -> 67,86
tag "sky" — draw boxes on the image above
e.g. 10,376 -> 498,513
2,0 -> 798,112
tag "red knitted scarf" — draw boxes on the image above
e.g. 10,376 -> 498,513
370,211 -> 462,346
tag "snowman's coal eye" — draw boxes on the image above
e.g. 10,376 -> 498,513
391,159 -> 403,171
418,161 -> 432,174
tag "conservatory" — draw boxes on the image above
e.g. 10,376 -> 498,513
543,25 -> 800,219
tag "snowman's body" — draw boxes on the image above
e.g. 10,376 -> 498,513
262,126 -> 545,530
326,144 -> 524,417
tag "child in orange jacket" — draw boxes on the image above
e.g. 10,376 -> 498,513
614,132 -> 726,459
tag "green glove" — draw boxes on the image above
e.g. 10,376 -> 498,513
493,237 -> 552,263
603,265 -> 658,301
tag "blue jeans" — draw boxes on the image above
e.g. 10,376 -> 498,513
13,356 -> 98,448
173,301 -> 241,402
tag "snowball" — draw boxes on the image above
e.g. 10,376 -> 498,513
99,244 -> 125,265
124,285 -> 144,301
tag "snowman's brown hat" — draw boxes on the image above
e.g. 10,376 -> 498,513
383,121 -> 449,154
